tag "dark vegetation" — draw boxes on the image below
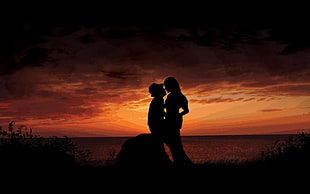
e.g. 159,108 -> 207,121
0,121 -> 91,182
0,121 -> 309,190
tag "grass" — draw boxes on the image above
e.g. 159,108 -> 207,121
0,121 -> 309,190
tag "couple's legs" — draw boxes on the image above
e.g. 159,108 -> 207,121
164,131 -> 193,166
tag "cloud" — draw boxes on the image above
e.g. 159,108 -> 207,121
1,20 -> 310,128
258,84 -> 310,96
190,97 -> 246,104
0,93 -> 111,124
260,109 -> 284,112
19,47 -> 50,65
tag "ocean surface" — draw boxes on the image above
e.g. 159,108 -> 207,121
71,134 -> 293,164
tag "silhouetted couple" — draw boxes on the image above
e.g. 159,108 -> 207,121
148,77 -> 193,166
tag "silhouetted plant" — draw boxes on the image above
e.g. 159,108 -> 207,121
0,121 -> 91,169
105,150 -> 116,165
261,131 -> 310,166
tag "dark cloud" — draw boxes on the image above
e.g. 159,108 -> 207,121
241,80 -> 280,88
0,9 -> 310,86
19,47 -> 51,66
78,34 -> 96,45
101,70 -> 138,80
260,109 -> 284,112
263,62 -> 309,77
74,87 -> 98,95
0,92 -> 107,122
266,84 -> 310,96
268,18 -> 310,55
1,7 -> 310,76
1,4 -> 310,128
190,97 -> 246,104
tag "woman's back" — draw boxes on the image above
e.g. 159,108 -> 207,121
165,92 -> 188,119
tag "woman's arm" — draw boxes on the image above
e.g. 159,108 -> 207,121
180,106 -> 189,116
179,96 -> 189,116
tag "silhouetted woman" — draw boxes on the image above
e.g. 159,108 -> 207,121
163,77 -> 193,166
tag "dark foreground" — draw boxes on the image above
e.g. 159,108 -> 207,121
1,125 -> 309,192
1,161 -> 309,192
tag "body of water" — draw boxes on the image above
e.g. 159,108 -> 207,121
72,134 -> 293,163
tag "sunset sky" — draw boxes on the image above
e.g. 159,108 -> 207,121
1,4 -> 310,137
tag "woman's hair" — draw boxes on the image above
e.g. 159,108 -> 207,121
164,77 -> 181,92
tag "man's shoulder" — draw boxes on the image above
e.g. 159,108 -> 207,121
152,97 -> 164,103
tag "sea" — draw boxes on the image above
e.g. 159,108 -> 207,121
71,134 -> 293,164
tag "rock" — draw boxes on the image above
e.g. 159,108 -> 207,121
115,133 -> 172,167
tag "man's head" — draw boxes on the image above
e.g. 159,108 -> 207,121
149,83 -> 166,97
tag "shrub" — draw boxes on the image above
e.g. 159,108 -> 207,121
0,121 -> 91,169
261,131 -> 310,166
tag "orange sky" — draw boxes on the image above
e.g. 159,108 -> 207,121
1,75 -> 309,137
1,19 -> 310,137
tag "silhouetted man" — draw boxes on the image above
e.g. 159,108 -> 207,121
147,83 -> 166,138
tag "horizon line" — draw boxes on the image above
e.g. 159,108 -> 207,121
66,133 -> 301,138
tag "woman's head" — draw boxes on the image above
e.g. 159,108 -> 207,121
164,77 -> 181,93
